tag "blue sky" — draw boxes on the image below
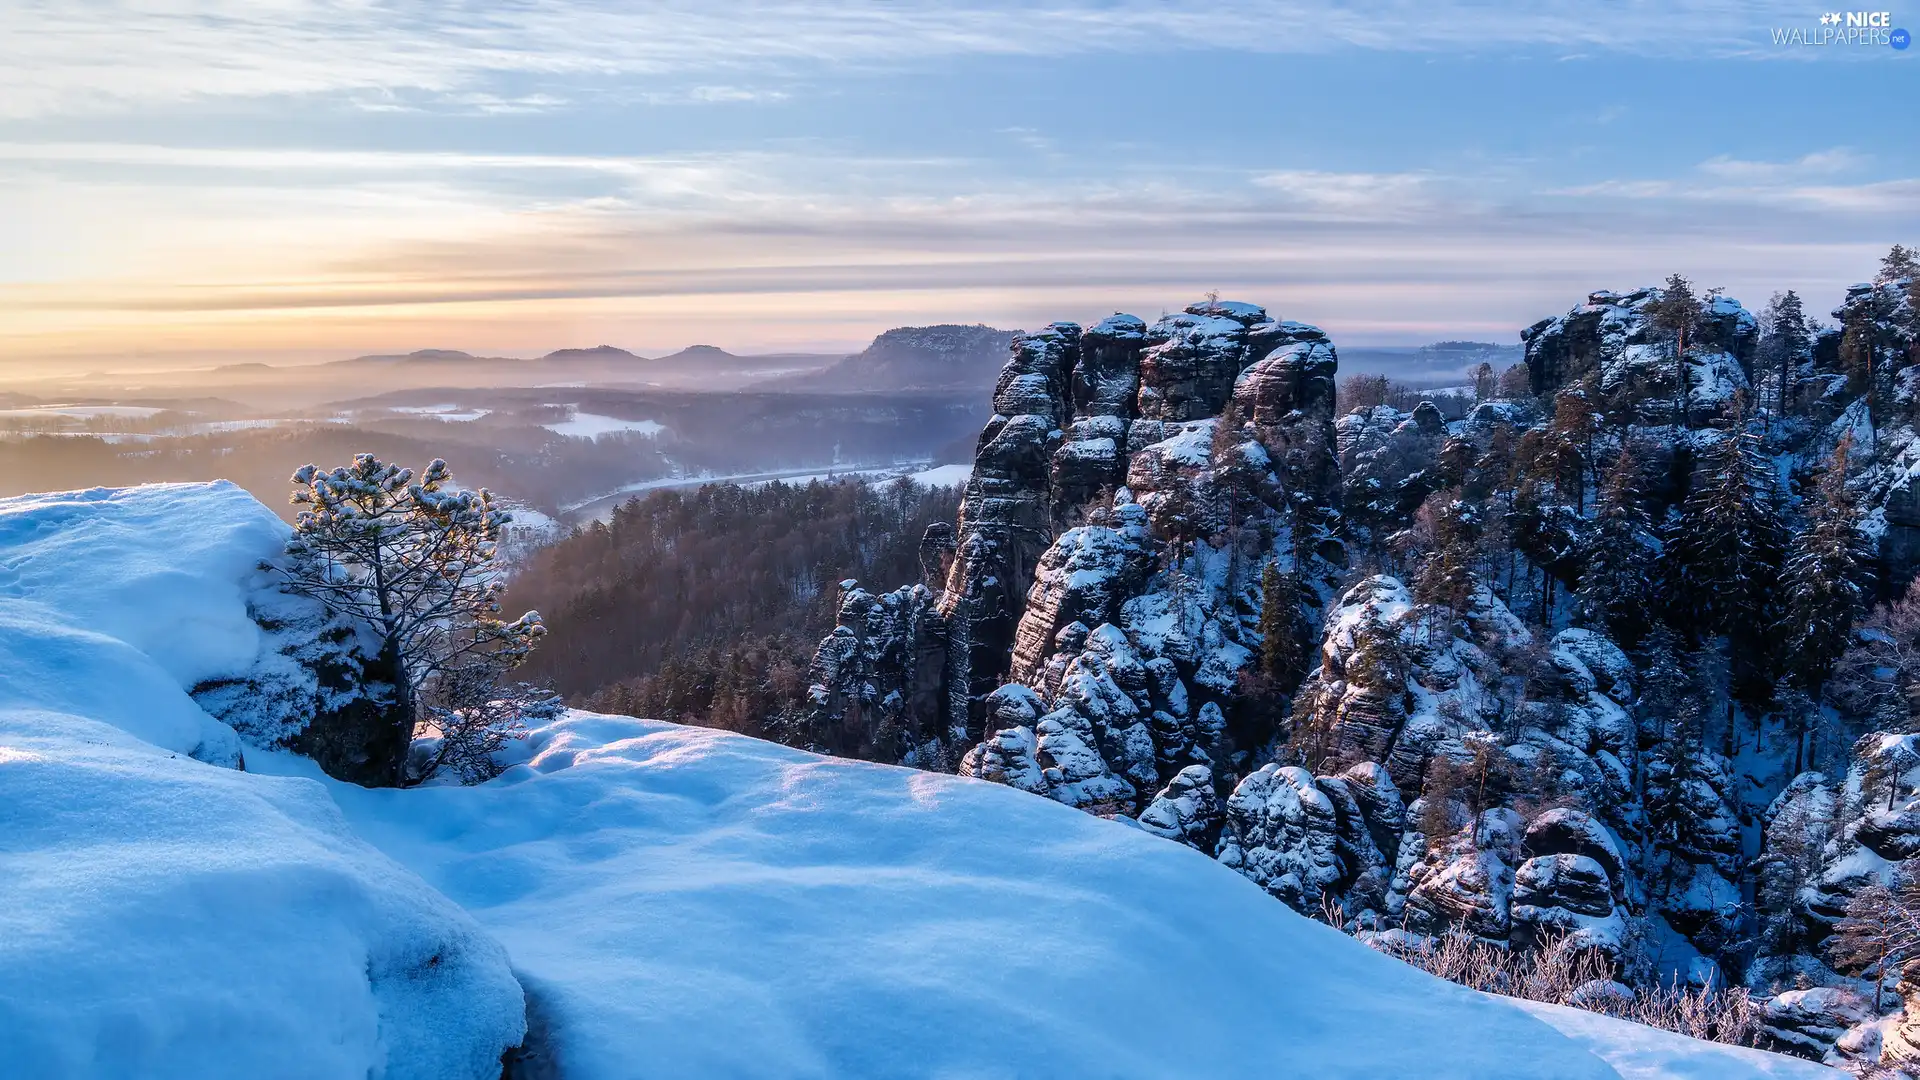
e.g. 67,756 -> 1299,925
0,1 -> 1914,371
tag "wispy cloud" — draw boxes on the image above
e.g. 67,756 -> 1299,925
0,134 -> 1905,363
0,1 -> 1823,118
1250,169 -> 1435,217
1696,147 -> 1868,179
1553,149 -> 1915,213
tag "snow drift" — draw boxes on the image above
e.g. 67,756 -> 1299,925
0,482 -> 1837,1078
0,483 -> 526,1078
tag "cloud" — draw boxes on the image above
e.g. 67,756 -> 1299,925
1250,169 -> 1435,217
0,135 -> 1903,357
1696,147 -> 1868,179
1551,150 -> 1915,214
0,1 -> 1821,118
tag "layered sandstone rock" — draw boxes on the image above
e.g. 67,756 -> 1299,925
812,298 -> 1345,803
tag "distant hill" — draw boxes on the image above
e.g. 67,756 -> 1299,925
652,345 -> 732,364
336,349 -> 522,366
1338,340 -> 1524,385
761,324 -> 1019,393
540,345 -> 647,365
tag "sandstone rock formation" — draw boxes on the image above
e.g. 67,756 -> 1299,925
809,300 -> 1345,796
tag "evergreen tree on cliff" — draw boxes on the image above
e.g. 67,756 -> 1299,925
1645,698 -> 1712,901
1258,561 -> 1313,694
1573,450 -> 1656,648
280,454 -> 547,786
1636,622 -> 1690,742
1760,290 -> 1809,420
1413,495 -> 1480,613
1780,436 -> 1873,697
1644,274 -> 1703,429
1881,243 -> 1919,285
1669,421 -> 1785,706
1547,383 -> 1599,512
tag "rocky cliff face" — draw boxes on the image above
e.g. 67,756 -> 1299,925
802,271 -> 1920,1073
1743,732 -> 1920,1074
1522,287 -> 1759,426
805,300 -> 1345,799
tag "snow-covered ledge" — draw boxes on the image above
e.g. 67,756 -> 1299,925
0,483 -> 1840,1078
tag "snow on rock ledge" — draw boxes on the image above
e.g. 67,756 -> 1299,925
0,482 -> 1841,1079
0,482 -> 526,1078
299,711 -> 1838,1079
0,711 -> 526,1078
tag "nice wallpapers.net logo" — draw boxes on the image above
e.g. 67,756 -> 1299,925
1772,10 -> 1911,46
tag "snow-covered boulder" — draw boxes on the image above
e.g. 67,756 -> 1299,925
0,483 -> 526,1078
1757,987 -> 1876,1061
1138,763 -> 1223,850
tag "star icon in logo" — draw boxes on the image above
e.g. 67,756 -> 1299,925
1819,11 -> 1835,23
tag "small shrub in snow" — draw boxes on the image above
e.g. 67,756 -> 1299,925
1372,926 -> 1757,1048
411,675 -> 564,785
280,454 -> 547,785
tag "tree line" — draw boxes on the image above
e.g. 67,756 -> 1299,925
508,478 -> 960,739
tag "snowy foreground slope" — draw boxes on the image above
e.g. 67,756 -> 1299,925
0,483 -> 1837,1079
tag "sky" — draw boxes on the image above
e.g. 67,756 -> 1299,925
0,1 -> 1915,374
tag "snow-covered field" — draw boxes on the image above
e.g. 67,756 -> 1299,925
384,404 -> 492,423
905,462 -> 972,487
543,411 -> 664,439
0,482 -> 1841,1079
0,404 -> 166,420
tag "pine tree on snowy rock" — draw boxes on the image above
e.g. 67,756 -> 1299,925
1636,623 -> 1691,743
1412,495 -> 1480,613
1759,290 -> 1810,419
1573,450 -> 1656,649
1882,244 -> 1920,286
1644,274 -> 1704,428
1670,422 -> 1786,706
1546,383 -> 1599,513
279,454 -> 548,786
1644,704 -> 1719,898
1257,561 -> 1313,695
1780,436 -> 1873,700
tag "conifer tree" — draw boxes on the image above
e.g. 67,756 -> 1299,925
1761,290 -> 1810,419
1548,386 -> 1598,512
1413,495 -> 1480,613
1881,243 -> 1920,285
1646,699 -> 1711,900
1645,274 -> 1703,429
1692,636 -> 1738,756
1669,423 -> 1785,705
1772,678 -> 1820,776
1780,436 -> 1873,698
1418,755 -> 1465,844
1636,622 -> 1690,743
1259,561 -> 1314,693
281,454 -> 547,786
1573,450 -> 1656,648
1472,361 -> 1497,404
